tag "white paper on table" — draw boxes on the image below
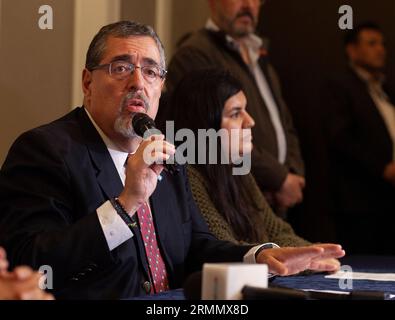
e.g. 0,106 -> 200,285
302,289 -> 350,295
325,270 -> 395,282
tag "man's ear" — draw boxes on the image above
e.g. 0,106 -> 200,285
82,68 -> 92,98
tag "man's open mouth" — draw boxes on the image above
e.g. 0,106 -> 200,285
125,99 -> 146,113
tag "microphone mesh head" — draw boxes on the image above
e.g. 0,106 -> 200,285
131,112 -> 156,137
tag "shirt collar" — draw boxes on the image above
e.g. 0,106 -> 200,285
205,18 -> 263,53
84,107 -> 129,171
351,63 -> 385,85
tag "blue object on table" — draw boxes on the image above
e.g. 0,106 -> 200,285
134,255 -> 395,299
271,255 -> 395,295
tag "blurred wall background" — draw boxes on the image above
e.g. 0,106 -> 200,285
0,0 -> 74,165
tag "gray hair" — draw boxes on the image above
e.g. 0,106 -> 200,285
85,20 -> 166,71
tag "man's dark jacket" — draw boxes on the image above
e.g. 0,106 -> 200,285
0,107 -> 252,299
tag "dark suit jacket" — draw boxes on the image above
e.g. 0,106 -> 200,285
164,29 -> 304,192
0,107 -> 253,299
324,68 -> 395,254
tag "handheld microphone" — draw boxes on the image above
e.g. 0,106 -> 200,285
132,112 -> 179,174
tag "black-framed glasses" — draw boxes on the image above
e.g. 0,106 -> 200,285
90,60 -> 167,84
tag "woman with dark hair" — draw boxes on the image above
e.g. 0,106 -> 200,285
167,68 -> 342,272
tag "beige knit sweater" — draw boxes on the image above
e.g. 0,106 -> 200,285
187,165 -> 310,247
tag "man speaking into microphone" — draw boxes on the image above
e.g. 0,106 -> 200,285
0,21 -> 344,300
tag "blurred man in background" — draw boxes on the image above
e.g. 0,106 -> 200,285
325,22 -> 395,254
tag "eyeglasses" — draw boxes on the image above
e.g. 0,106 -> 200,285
90,60 -> 167,84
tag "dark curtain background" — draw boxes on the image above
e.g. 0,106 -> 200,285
257,0 -> 395,242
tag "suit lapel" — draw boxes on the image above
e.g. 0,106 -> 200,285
77,107 -> 124,199
150,173 -> 170,241
258,56 -> 285,119
350,69 -> 395,142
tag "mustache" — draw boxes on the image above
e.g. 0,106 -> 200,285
121,90 -> 149,112
235,10 -> 255,22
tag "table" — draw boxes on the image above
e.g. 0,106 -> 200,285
135,255 -> 395,300
271,255 -> 395,295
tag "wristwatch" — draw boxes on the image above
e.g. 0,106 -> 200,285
254,242 -> 280,258
255,242 -> 280,280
